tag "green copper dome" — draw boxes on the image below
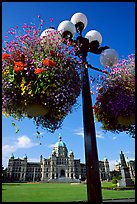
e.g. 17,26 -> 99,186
52,135 -> 68,157
54,136 -> 66,148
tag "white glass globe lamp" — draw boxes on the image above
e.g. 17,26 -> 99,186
71,12 -> 88,30
100,48 -> 118,67
57,20 -> 76,38
40,28 -> 62,49
85,30 -> 102,45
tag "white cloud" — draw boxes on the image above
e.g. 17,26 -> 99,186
124,151 -> 130,154
73,128 -> 104,139
112,136 -> 117,140
75,132 -> 84,137
73,128 -> 84,138
2,135 -> 38,168
2,144 -> 16,153
96,131 -> 104,139
46,144 -> 55,148
16,135 -> 38,148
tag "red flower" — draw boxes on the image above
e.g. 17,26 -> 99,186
43,59 -> 56,67
14,61 -> 26,72
34,68 -> 45,74
57,53 -> 62,58
50,50 -> 55,56
93,105 -> 97,110
2,53 -> 10,60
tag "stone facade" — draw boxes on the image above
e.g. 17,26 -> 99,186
127,160 -> 135,180
99,157 -> 110,181
6,136 -> 111,182
6,154 -> 41,182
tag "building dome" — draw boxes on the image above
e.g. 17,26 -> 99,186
52,135 -> 68,157
54,136 -> 67,148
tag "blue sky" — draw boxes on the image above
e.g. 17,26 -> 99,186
2,2 -> 135,170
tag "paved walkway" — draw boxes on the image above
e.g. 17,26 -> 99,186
103,198 -> 135,202
72,198 -> 135,202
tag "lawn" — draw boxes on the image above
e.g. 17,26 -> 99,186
2,182 -> 135,202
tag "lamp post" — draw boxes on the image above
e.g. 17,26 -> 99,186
56,12 -> 118,202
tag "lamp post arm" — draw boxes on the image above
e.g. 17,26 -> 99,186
89,44 -> 110,54
86,64 -> 109,74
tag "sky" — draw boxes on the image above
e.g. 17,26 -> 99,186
2,2 -> 135,170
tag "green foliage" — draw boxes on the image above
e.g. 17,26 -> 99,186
111,176 -> 122,184
112,178 -> 118,184
101,181 -> 117,188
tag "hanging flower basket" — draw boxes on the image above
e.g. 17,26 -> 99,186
25,103 -> 49,117
93,54 -> 135,133
117,114 -> 135,127
2,17 -> 82,132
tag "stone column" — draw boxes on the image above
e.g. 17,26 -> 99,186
33,167 -> 36,182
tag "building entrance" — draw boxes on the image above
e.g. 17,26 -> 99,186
60,169 -> 65,177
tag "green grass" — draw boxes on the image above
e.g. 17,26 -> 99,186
102,189 -> 135,200
2,182 -> 135,202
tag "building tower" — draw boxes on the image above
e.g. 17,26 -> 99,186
40,155 -> 43,163
104,157 -> 110,181
68,150 -> 75,179
7,153 -> 14,182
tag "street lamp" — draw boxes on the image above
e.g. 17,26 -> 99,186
57,12 -> 118,202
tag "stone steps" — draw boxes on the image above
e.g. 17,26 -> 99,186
48,177 -> 80,183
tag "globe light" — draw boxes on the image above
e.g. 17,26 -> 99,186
85,30 -> 102,45
100,48 -> 118,67
57,20 -> 76,38
40,28 -> 62,49
71,12 -> 88,30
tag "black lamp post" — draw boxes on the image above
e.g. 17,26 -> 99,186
56,12 -> 118,202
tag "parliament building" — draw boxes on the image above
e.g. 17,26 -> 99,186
6,136 -> 111,183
